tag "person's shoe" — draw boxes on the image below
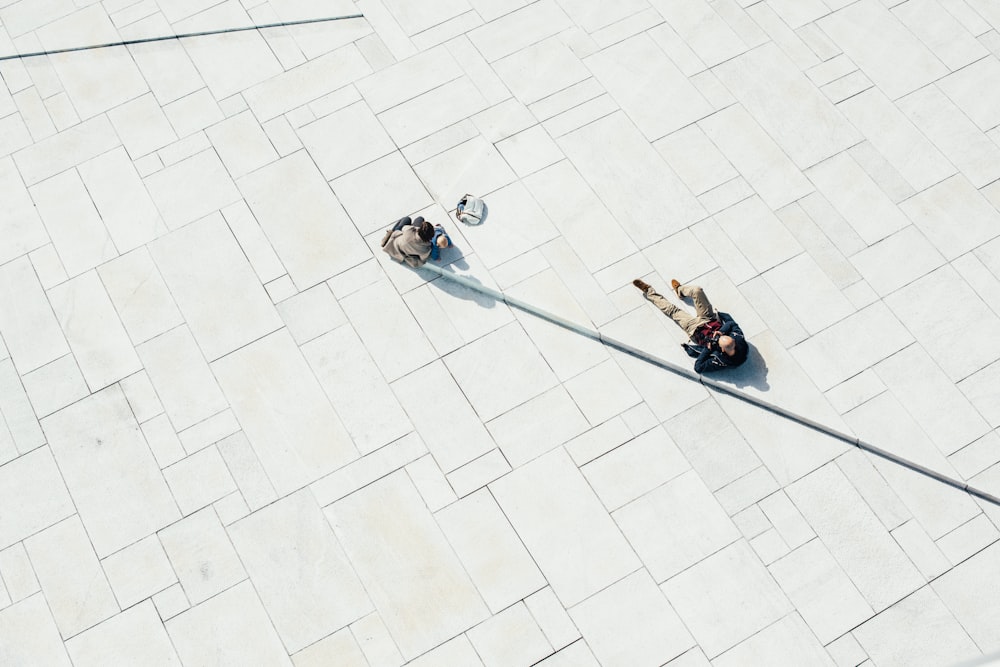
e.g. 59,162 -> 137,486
632,278 -> 651,292
670,279 -> 681,295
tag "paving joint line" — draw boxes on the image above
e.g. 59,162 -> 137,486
0,14 -> 365,62
423,263 -> 1000,508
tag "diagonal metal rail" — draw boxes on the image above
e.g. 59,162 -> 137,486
0,14 -> 364,62
422,263 -> 1000,508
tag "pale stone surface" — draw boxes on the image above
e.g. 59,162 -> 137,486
42,387 -> 179,557
662,540 -> 792,658
0,447 -> 73,551
65,601 -> 179,667
166,582 -> 292,667
491,448 -> 640,606
768,539 -> 874,643
787,463 -> 924,611
212,330 -> 357,496
229,490 -> 372,653
570,569 -> 694,667
24,516 -> 119,638
615,469 -> 739,582
3,2 -> 999,664
0,594 -> 72,666
853,585 -> 978,667
158,508 -> 245,605
326,471 -> 489,659
149,213 -> 282,361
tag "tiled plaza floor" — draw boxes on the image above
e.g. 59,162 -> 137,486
1,0 -> 1000,665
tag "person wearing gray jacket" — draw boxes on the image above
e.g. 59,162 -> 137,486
381,216 -> 435,268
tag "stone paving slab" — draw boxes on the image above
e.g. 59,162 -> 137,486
1,1 -> 1000,665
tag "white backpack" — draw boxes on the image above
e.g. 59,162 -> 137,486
455,194 -> 486,225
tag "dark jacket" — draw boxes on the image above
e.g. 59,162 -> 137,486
682,312 -> 747,373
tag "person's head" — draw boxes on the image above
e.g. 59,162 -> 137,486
718,336 -> 749,366
417,220 -> 435,242
436,234 -> 450,249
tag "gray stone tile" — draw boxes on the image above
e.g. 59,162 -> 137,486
525,162 -> 637,274
166,581 -> 291,667
163,446 -> 237,516
714,43 -> 860,168
298,101 -> 395,180
291,627 -> 367,667
43,386 -> 180,557
326,471 -> 488,659
486,386 -> 588,467
558,112 -> 707,248
886,265 -> 1000,382
495,37 -> 588,106
444,321 -> 557,421
145,149 -> 242,231
661,540 -> 792,658
899,173 -> 1000,261
65,601 -> 179,667
137,326 -> 228,431
571,569 -> 694,667
31,169 -> 117,278
898,83 -> 1000,187
615,469 -> 739,582
769,539 -> 874,643
665,399 -> 761,491
714,613 -> 835,667
932,540 -> 1000,651
807,151 -> 911,246
583,426 -> 689,512
36,8 -> 149,120
302,324 -> 412,456
491,447 -> 641,606
159,507 -> 246,605
587,33 -> 711,141
79,147 -> 167,253
875,344 -> 991,456
436,488 -> 545,613
787,463 -> 924,611
0,594 -> 72,666
213,330 -> 357,496
819,0 -> 948,100
0,447 -> 73,551
25,516 -> 118,638
50,271 -> 141,391
0,156 -> 46,265
854,585 -> 978,667
152,214 -> 281,360
0,256 -> 70,373
21,354 -> 88,419
229,490 -> 372,653
101,535 -> 175,610
893,0 -> 989,70
791,302 -> 913,391
850,225 -> 946,296
715,196 -> 803,274
467,601 -> 552,667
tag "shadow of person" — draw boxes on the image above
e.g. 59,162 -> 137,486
425,260 -> 498,309
711,343 -> 770,391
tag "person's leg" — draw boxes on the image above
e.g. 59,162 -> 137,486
645,288 -> 700,336
678,284 -> 716,320
391,216 -> 413,232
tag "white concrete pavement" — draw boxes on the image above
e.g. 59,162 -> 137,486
1,0 -> 1000,665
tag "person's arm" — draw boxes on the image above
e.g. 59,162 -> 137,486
693,348 -> 724,373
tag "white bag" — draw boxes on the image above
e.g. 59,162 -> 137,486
455,194 -> 486,225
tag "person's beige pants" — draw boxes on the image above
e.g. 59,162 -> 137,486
644,284 -> 717,338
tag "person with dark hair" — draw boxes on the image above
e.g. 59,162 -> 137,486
381,215 -> 437,268
633,278 -> 748,373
